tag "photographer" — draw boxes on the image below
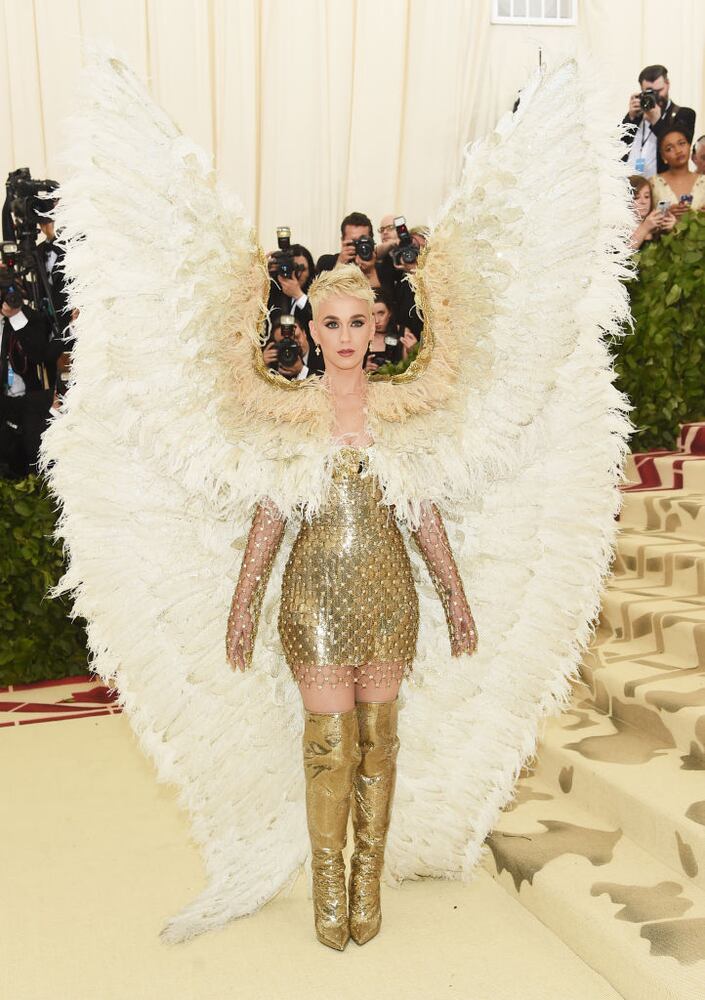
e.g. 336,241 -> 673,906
36,201 -> 71,334
374,214 -> 399,261
0,287 -> 53,477
266,236 -> 316,329
628,174 -> 675,251
262,312 -> 323,381
316,212 -> 379,275
390,223 -> 428,340
622,64 -> 696,177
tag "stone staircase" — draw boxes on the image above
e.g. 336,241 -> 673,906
483,422 -> 705,1000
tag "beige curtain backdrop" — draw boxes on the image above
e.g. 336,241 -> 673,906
2,0 -> 705,257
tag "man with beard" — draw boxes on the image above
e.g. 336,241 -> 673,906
621,64 -> 696,178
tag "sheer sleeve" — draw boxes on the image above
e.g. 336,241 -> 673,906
226,499 -> 286,670
411,501 -> 477,656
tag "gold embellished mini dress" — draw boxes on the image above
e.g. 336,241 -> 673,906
278,447 -> 420,690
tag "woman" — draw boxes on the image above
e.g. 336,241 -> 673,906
226,266 -> 477,951
364,287 -> 404,372
628,173 -> 675,250
650,128 -> 705,223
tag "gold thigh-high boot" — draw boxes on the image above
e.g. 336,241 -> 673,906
349,697 -> 400,945
303,706 -> 362,951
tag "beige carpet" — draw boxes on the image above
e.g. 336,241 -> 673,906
484,423 -> 705,1000
1,708 -> 619,1000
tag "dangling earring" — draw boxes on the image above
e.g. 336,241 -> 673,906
315,344 -> 321,356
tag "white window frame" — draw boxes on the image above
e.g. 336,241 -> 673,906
491,0 -> 578,26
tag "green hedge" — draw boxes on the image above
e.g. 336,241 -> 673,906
614,210 -> 705,452
0,475 -> 89,685
374,341 -> 420,377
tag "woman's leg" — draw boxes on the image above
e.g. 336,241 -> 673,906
297,665 -> 360,950
349,662 -> 404,944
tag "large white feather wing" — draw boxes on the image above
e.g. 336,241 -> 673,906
41,53 -> 634,942
40,53 -> 311,944
382,61 -> 634,882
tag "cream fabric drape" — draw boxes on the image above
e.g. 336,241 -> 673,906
2,0 -> 705,257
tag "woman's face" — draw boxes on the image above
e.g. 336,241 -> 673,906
293,254 -> 310,287
373,301 -> 392,334
634,183 -> 652,220
309,294 -> 373,373
660,132 -> 690,170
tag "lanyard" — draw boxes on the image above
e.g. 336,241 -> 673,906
638,120 -> 653,153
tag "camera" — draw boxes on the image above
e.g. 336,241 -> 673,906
275,314 -> 301,369
639,89 -> 659,112
351,235 -> 375,262
389,216 -> 419,267
2,168 -> 62,338
270,226 -> 301,280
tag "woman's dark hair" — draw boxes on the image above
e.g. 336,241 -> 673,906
290,243 -> 315,293
658,125 -> 694,151
373,287 -> 398,335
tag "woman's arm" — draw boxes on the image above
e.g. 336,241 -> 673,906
411,501 -> 478,656
226,499 -> 286,671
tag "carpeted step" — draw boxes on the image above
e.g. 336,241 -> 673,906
620,491 -> 705,541
613,530 -> 705,596
483,765 -> 705,1000
600,586 -> 705,652
598,600 -> 705,662
581,649 -> 705,759
528,686 -> 705,894
679,423 -> 705,455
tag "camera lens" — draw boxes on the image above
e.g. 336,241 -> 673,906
354,237 -> 374,262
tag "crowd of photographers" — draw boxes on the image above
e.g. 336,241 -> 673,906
2,60 -> 703,480
264,212 -> 426,382
1,174 -> 75,480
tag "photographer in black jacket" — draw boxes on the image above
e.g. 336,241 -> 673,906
622,64 -> 696,178
267,241 -> 316,329
0,287 -> 53,477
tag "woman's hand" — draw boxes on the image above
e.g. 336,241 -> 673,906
400,328 -> 418,357
642,209 -> 665,234
448,589 -> 478,657
669,202 -> 690,221
658,211 -> 677,232
226,600 -> 254,672
364,355 -> 380,373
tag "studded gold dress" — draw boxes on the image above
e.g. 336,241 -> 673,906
278,446 -> 419,690
227,445 -> 472,691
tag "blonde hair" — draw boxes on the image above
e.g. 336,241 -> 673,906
307,266 -> 375,321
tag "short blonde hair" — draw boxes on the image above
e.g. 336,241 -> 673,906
307,266 -> 375,321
